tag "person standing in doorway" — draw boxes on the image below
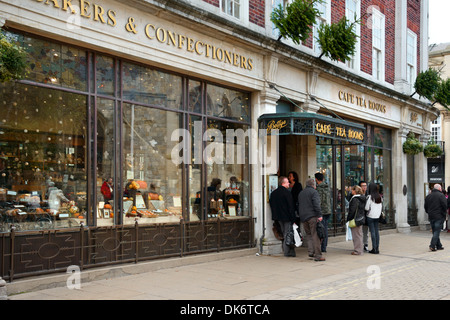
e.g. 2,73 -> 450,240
424,184 -> 447,251
365,183 -> 383,254
269,176 -> 297,257
298,178 -> 324,261
288,171 -> 303,226
359,180 -> 369,252
315,172 -> 331,252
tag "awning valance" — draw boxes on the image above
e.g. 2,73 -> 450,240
258,112 -> 366,144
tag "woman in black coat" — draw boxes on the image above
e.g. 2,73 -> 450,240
347,185 -> 366,255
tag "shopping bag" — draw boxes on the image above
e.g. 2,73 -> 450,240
345,222 -> 352,241
293,223 -> 302,247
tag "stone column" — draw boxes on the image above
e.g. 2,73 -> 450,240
394,126 -> 411,233
418,133 -> 431,230
0,277 -> 7,300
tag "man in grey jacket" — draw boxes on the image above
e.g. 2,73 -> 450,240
298,178 -> 324,261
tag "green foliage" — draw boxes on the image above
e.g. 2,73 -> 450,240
271,0 -> 323,45
316,16 -> 359,62
413,68 -> 441,101
434,78 -> 450,109
0,32 -> 27,83
423,139 -> 443,158
402,132 -> 423,155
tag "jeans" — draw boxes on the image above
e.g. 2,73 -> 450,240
321,215 -> 330,252
430,218 -> 444,250
366,217 -> 380,250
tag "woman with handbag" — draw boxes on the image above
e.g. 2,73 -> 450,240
365,183 -> 383,254
346,185 -> 367,255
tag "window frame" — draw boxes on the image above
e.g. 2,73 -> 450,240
371,8 -> 385,82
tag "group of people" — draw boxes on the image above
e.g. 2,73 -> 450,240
269,172 -> 384,261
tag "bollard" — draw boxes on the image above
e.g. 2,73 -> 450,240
0,277 -> 7,300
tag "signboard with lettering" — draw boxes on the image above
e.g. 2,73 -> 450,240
259,112 -> 366,144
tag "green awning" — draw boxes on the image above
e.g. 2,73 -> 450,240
258,112 -> 366,144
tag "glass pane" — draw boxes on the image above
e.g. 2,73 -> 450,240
375,148 -> 392,218
122,62 -> 182,109
344,145 -> 365,190
188,80 -> 202,113
5,31 -> 87,91
189,116 -> 202,221
206,84 -> 250,122
96,55 -> 115,96
373,127 -> 391,148
97,99 -> 115,226
205,119 -> 250,219
0,82 -> 88,232
122,104 -> 183,224
316,144 -> 333,231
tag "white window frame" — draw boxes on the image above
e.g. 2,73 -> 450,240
431,116 -> 441,141
406,29 -> 417,93
220,0 -> 248,24
345,0 -> 361,70
371,9 -> 385,81
271,0 -> 287,38
313,0 -> 331,55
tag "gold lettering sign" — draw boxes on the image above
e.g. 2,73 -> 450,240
32,0 -> 254,70
266,120 -> 287,134
315,122 -> 364,141
338,90 -> 387,114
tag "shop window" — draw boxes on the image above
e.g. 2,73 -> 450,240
122,104 -> 183,224
206,84 -> 250,122
0,82 -> 88,231
6,31 -> 87,91
96,55 -> 115,96
205,119 -> 250,218
96,98 -> 115,225
122,62 -> 182,110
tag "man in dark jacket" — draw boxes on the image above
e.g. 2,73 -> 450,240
269,176 -> 296,257
425,184 -> 447,251
298,178 -> 324,261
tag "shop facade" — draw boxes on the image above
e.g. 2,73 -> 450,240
0,0 -> 438,279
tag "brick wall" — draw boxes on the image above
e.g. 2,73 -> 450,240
249,0 -> 265,28
407,0 -> 421,76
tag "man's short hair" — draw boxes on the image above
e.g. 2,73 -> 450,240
434,184 -> 442,191
314,172 -> 324,181
279,176 -> 288,186
306,178 -> 315,188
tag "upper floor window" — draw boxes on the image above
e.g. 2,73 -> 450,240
345,0 -> 361,69
313,0 -> 331,55
431,116 -> 441,141
371,9 -> 385,81
222,0 -> 241,19
407,30 -> 417,92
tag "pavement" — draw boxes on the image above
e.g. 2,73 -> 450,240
5,229 -> 450,302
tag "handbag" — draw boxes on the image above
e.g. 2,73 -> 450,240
272,221 -> 284,240
379,211 -> 387,224
316,220 -> 325,240
285,225 -> 295,248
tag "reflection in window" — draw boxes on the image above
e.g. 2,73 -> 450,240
207,84 -> 250,122
96,99 -> 115,225
96,55 -> 115,96
205,119 -> 250,218
0,82 -> 87,231
122,104 -> 183,224
5,31 -> 87,90
122,62 -> 182,109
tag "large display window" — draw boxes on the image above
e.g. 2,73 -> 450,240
0,30 -> 251,231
